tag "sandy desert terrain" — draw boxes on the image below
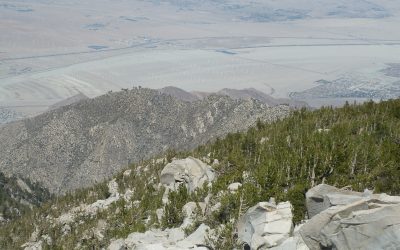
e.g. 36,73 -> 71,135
1,0 -> 400,118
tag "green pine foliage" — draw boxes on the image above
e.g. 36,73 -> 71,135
191,99 -> 400,224
1,99 -> 400,249
161,185 -> 189,229
0,173 -> 52,222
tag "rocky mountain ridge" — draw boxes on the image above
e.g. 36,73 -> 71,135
0,86 -> 305,125
158,86 -> 308,108
0,87 -> 289,194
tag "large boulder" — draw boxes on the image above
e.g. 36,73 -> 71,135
108,239 -> 126,250
228,182 -> 242,193
305,184 -> 371,218
270,235 -> 309,250
270,223 -> 309,250
175,224 -> 211,249
238,201 -> 293,249
301,184 -> 400,249
160,157 -> 215,192
300,199 -> 400,250
306,184 -> 400,219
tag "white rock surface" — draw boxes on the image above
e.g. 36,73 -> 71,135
306,184 -> 400,218
301,184 -> 400,250
108,239 -> 126,250
123,169 -> 132,177
123,189 -> 134,202
17,178 -> 33,194
57,180 -> 121,225
176,224 -> 210,248
108,179 -> 119,196
23,229 -> 54,250
160,157 -> 215,192
238,201 -> 293,249
94,220 -> 108,241
210,202 -> 222,214
108,224 -> 211,250
300,199 -> 400,250
167,228 -> 185,243
260,137 -> 269,144
306,184 -> 371,218
181,202 -> 206,228
270,236 -> 309,250
156,208 -> 164,223
270,223 -> 309,250
228,182 -> 242,192
22,241 -> 43,250
182,202 -> 206,218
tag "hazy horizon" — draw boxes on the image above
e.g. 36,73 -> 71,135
1,0 -> 400,117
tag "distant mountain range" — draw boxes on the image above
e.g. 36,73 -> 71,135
149,0 -> 395,21
0,87 -> 306,125
158,86 -> 308,108
0,87 -> 289,194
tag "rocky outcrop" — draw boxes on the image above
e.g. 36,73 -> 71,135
305,184 -> 400,218
300,184 -> 400,250
269,224 -> 309,250
0,88 -> 289,194
238,184 -> 400,250
22,241 -> 42,250
215,88 -> 308,109
107,160 -> 214,250
108,224 -> 211,250
305,184 -> 368,218
158,86 -> 309,109
237,200 -> 294,249
57,179 -> 123,225
160,157 -> 215,192
228,182 -> 242,193
181,201 -> 207,228
301,200 -> 400,249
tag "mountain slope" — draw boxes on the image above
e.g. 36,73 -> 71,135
0,88 -> 289,194
216,88 -> 308,108
158,86 -> 308,108
0,173 -> 51,224
157,86 -> 200,103
1,99 -> 400,249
